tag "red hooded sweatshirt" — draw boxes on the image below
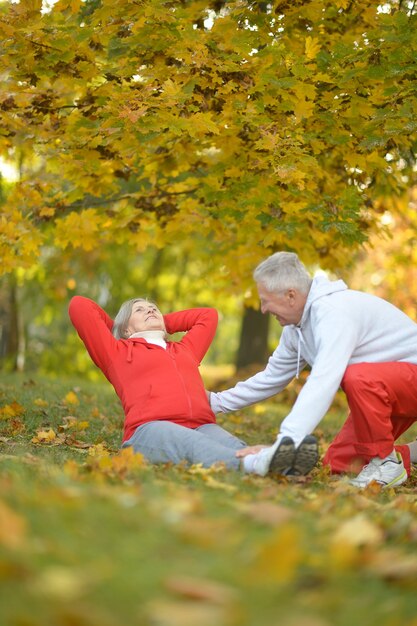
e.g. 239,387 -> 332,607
68,296 -> 217,442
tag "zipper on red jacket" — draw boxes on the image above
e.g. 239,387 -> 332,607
168,348 -> 193,420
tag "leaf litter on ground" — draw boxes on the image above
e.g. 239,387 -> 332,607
0,373 -> 416,626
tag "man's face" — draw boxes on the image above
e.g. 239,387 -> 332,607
257,283 -> 306,326
126,301 -> 166,335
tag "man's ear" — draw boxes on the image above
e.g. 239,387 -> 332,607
286,288 -> 297,302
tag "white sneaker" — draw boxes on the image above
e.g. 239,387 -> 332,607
350,452 -> 407,489
251,437 -> 295,477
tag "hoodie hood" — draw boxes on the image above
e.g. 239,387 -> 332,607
299,274 -> 348,328
292,274 -> 347,378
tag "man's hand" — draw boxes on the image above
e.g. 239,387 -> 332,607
236,445 -> 269,458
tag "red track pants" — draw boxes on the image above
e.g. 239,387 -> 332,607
323,362 -> 417,476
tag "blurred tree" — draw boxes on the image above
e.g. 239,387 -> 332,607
347,188 -> 417,319
1,0 -> 417,281
1,0 -> 417,372
236,305 -> 270,369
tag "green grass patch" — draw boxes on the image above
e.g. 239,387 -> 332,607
0,373 -> 417,626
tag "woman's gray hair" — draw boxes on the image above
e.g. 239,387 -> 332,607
112,298 -> 150,339
253,252 -> 312,295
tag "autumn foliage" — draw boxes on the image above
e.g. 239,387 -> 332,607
1,0 -> 417,283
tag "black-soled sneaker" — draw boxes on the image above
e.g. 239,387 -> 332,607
285,435 -> 319,476
251,436 -> 296,477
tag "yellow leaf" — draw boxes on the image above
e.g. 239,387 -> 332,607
0,402 -> 25,420
329,513 -> 384,569
88,443 -> 110,458
34,398 -> 48,407
39,207 -> 55,217
54,209 -> 103,252
32,428 -> 57,443
0,500 -> 27,549
253,524 -> 302,584
35,566 -> 85,600
305,36 -> 321,60
145,598 -> 228,626
224,166 -> 242,178
335,0 -> 351,8
204,476 -> 237,492
333,514 -> 384,548
238,501 -> 294,526
64,391 -> 79,405
293,98 -> 315,121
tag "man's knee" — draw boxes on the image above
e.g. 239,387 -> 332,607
341,363 -> 374,393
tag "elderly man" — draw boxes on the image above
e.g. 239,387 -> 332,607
209,251 -> 417,488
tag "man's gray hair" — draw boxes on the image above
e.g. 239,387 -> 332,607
253,252 -> 312,294
112,298 -> 149,339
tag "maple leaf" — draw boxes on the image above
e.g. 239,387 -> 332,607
31,428 -> 58,444
0,402 -> 25,420
305,36 -> 321,60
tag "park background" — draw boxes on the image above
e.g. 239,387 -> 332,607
1,1 -> 417,625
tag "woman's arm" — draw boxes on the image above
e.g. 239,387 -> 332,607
164,308 -> 218,363
68,296 -> 117,374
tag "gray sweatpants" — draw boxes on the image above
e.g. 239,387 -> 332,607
122,421 -> 247,470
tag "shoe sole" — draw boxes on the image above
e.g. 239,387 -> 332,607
268,437 -> 296,475
290,435 -> 319,476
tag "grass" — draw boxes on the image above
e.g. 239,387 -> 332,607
0,372 -> 417,626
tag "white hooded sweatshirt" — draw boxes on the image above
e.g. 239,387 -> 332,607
210,275 -> 417,446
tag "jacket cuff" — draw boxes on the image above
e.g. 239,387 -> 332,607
210,392 -> 223,413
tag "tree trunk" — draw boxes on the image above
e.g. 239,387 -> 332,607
235,305 -> 270,369
0,275 -> 20,371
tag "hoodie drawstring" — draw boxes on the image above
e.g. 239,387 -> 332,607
295,327 -> 304,379
127,342 -> 133,363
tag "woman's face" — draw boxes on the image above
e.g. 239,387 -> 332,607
125,301 -> 166,336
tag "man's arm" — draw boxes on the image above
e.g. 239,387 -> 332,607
210,332 -> 302,413
277,313 -> 359,446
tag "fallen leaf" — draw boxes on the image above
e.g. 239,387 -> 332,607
332,514 -> 384,548
0,402 -> 25,420
164,575 -> 238,605
367,549 -> 417,582
63,391 -> 79,405
34,566 -> 86,600
252,524 -> 302,584
145,598 -> 233,626
31,428 -> 57,444
204,476 -> 237,492
237,501 -> 294,526
177,517 -> 237,548
33,398 -> 48,407
0,500 -> 27,549
66,438 -> 91,449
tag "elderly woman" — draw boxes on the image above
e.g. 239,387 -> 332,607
68,295 -> 249,470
